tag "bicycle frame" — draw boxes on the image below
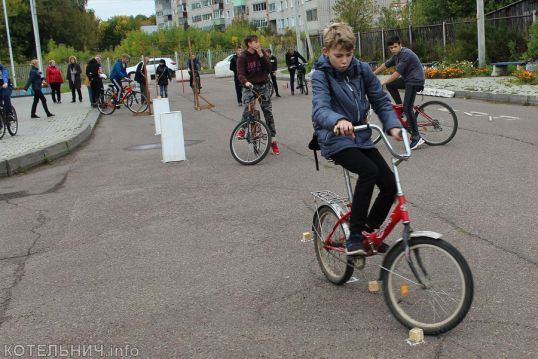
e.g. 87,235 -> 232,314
392,103 -> 435,128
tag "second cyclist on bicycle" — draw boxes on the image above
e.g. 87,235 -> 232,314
312,23 -> 402,256
110,53 -> 130,108
285,48 -> 307,96
237,34 -> 280,155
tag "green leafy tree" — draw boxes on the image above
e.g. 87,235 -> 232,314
525,21 -> 538,60
332,0 -> 378,32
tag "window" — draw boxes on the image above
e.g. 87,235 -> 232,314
289,18 -> 294,27
226,10 -> 231,18
252,19 -> 268,28
268,3 -> 276,12
306,8 -> 317,21
191,2 -> 201,9
202,13 -> 212,20
202,0 -> 210,6
283,1 -> 287,9
192,15 -> 202,22
214,10 -> 223,18
252,3 -> 267,12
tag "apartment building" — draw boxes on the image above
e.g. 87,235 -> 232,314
155,0 -> 405,34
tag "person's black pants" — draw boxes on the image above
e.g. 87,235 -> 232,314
31,89 -> 51,116
50,83 -> 61,102
386,78 -> 424,138
233,75 -> 242,104
288,68 -> 296,94
71,87 -> 82,102
331,147 -> 397,234
138,81 -> 147,102
90,79 -> 102,105
270,72 -> 279,96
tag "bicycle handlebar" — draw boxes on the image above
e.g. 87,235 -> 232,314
354,124 -> 411,160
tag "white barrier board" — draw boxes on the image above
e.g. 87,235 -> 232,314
152,97 -> 170,135
160,111 -> 186,163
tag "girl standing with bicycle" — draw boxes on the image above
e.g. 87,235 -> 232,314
312,23 -> 402,255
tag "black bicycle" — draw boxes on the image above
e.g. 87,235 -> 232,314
0,105 -> 18,139
296,63 -> 308,95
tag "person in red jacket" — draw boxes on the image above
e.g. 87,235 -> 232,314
46,60 -> 64,103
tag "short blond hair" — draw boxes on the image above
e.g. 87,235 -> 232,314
323,23 -> 356,51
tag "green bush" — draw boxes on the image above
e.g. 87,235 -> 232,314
525,21 -> 538,60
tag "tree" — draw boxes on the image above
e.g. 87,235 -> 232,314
332,0 -> 378,32
411,0 -> 520,24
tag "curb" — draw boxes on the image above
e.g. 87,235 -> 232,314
453,90 -> 538,106
0,110 -> 101,177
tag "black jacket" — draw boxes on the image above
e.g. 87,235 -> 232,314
135,62 -> 146,84
156,64 -> 172,85
229,54 -> 238,74
86,58 -> 101,81
286,51 -> 306,69
269,55 -> 278,72
24,66 -> 43,91
67,63 -> 82,89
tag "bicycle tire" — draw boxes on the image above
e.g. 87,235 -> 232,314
415,101 -> 458,146
313,206 -> 354,285
195,73 -> 201,94
267,79 -> 274,97
304,79 -> 309,95
381,237 -> 474,335
229,114 -> 272,165
97,90 -> 116,115
298,74 -> 304,94
125,92 -> 149,113
0,113 -> 5,140
7,107 -> 18,136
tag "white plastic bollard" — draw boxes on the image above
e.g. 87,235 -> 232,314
160,111 -> 186,163
152,97 -> 170,135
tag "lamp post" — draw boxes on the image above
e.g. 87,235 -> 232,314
2,0 -> 17,86
29,0 -> 43,71
477,0 -> 486,67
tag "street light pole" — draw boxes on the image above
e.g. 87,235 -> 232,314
477,0 -> 486,67
293,0 -> 303,55
29,0 -> 43,71
2,0 -> 17,86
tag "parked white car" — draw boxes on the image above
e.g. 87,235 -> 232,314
214,54 -> 235,78
126,57 -> 178,79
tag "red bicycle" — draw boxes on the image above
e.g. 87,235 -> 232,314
310,124 -> 473,335
97,79 -> 148,115
370,101 -> 458,146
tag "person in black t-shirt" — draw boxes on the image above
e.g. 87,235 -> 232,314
266,49 -> 281,97
285,48 -> 306,96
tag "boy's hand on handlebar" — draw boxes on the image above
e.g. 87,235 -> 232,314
389,128 -> 403,141
333,119 -> 355,139
244,81 -> 253,89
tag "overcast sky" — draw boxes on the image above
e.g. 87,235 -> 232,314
87,0 -> 155,20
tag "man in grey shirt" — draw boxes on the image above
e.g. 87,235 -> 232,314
374,36 -> 425,149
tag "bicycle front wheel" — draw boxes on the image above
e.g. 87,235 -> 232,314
7,107 -> 18,136
381,237 -> 474,335
298,74 -> 304,94
303,79 -> 309,95
415,101 -> 458,145
125,92 -> 149,113
229,116 -> 272,165
313,206 -> 354,285
97,90 -> 116,115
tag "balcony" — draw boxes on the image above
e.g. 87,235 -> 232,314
213,18 -> 225,26
233,0 -> 246,6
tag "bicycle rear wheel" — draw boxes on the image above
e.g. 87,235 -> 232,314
313,206 -> 354,285
229,114 -> 272,165
267,79 -> 274,97
298,74 -> 304,94
125,92 -> 149,113
415,101 -> 458,145
97,90 -> 116,115
7,107 -> 18,136
381,237 -> 474,335
303,79 -> 309,95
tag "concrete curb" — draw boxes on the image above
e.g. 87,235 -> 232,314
453,90 -> 538,106
0,110 -> 101,177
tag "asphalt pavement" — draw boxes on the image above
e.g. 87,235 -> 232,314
0,75 -> 537,357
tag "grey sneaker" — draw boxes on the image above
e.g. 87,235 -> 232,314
410,137 -> 425,150
346,233 -> 367,256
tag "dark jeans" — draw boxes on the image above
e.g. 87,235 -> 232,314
0,87 -> 13,115
233,75 -> 242,104
31,89 -> 51,116
50,83 -> 61,102
90,78 -> 102,105
386,78 -> 424,138
138,81 -> 148,102
288,68 -> 296,94
331,147 -> 397,234
270,71 -> 279,95
71,87 -> 82,102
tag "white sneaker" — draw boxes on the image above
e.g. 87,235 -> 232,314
410,137 -> 425,150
